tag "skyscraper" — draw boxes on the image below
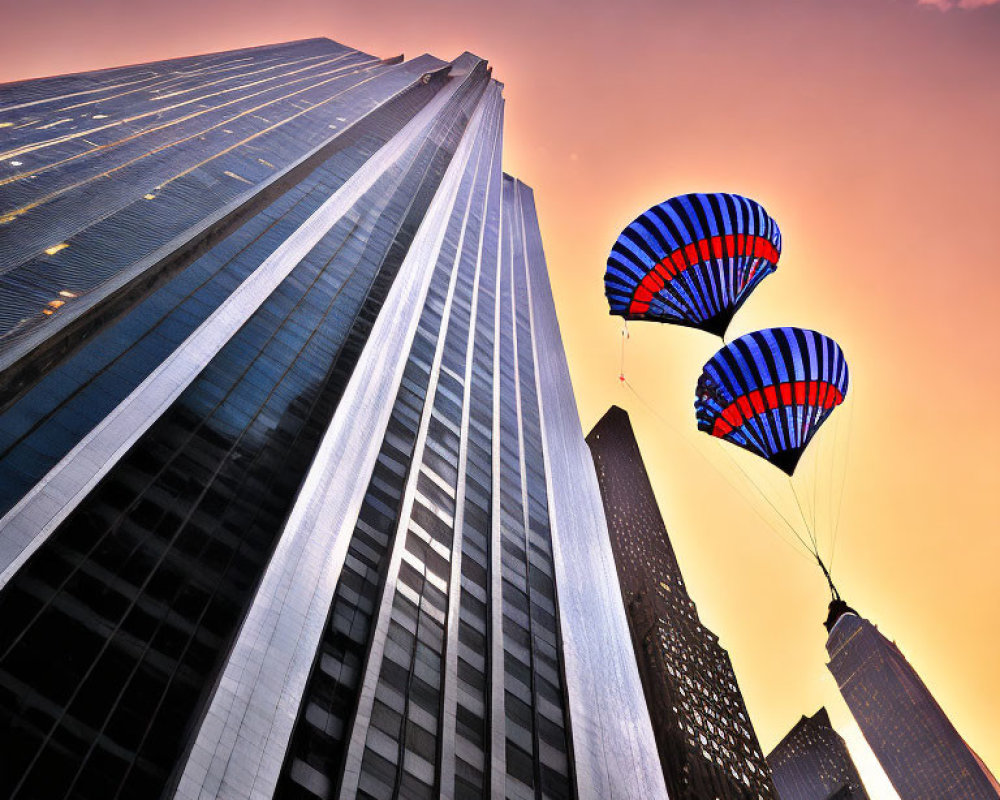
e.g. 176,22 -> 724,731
825,600 -> 1000,800
766,707 -> 869,800
586,405 -> 777,800
0,40 -> 665,800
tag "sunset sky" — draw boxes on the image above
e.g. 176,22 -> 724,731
2,1 -> 998,796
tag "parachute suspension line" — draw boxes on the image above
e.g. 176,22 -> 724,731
829,386 -> 857,576
816,552 -> 840,601
822,400 -> 843,575
622,378 -> 810,562
789,475 -> 840,600
811,426 -> 821,550
693,326 -> 851,591
710,438 -> 815,557
788,474 -> 819,558
618,322 -> 629,386
715,379 -> 817,556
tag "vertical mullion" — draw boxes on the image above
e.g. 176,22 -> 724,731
335,86 -> 489,799
437,88 -> 502,800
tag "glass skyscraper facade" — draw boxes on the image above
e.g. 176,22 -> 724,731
825,601 -> 1000,800
766,707 -> 869,800
586,405 -> 776,800
0,39 -> 665,800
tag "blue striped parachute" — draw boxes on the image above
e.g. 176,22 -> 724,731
605,193 -> 781,336
695,328 -> 849,475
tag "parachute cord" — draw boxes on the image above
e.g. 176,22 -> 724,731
622,378 -> 811,562
812,426 -> 821,549
829,387 -> 857,576
816,552 -> 840,601
719,445 -> 815,556
618,322 -> 629,386
825,398 -> 847,574
823,399 -> 843,575
791,476 -> 841,599
711,366 -> 814,553
788,475 -> 819,558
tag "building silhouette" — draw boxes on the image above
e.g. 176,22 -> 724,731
767,707 -> 869,800
586,405 -> 777,800
825,600 -> 1000,800
0,40 -> 666,800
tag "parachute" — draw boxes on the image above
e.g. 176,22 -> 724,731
693,327 -> 851,597
605,192 -> 781,337
695,328 -> 849,476
605,188 -> 854,599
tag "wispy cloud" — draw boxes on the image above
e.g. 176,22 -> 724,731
918,0 -> 1000,10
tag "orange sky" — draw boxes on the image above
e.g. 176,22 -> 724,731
2,2 -> 998,796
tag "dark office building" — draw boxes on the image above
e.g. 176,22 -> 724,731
766,707 -> 869,800
586,405 -> 777,800
0,40 -> 665,800
825,601 -> 1000,800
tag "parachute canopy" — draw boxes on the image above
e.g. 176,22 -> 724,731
605,192 -> 781,336
695,327 -> 849,475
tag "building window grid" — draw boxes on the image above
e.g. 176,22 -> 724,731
494,177 -> 574,800
0,55 -> 592,800
0,71 -> 447,521
0,42 -> 416,360
0,106 -> 463,799
451,120 -> 503,800
194,68 -> 486,800
588,413 -> 777,800
353,76 -> 498,800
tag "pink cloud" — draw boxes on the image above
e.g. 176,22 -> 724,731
919,0 -> 1000,9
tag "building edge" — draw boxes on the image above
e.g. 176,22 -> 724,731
519,181 -> 668,799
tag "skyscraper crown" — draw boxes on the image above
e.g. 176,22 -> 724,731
824,598 -> 859,633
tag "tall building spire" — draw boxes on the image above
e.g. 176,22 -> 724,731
823,598 -> 859,634
825,603 -> 1000,799
767,707 -> 870,800
586,405 -> 777,800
